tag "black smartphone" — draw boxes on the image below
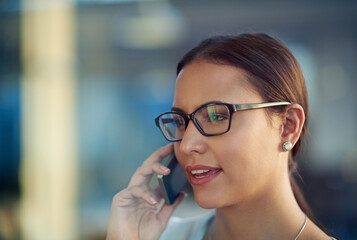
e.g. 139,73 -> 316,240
156,153 -> 188,205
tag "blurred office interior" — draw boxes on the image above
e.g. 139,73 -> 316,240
0,0 -> 356,239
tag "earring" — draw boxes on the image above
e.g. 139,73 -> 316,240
283,141 -> 293,151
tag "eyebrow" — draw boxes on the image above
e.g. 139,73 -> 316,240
171,100 -> 226,113
171,106 -> 185,113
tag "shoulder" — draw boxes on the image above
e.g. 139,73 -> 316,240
160,211 -> 215,240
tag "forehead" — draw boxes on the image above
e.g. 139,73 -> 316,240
173,61 -> 262,112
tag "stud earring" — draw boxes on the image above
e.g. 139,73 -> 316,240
283,141 -> 293,151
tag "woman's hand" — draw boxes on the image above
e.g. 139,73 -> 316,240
106,144 -> 187,240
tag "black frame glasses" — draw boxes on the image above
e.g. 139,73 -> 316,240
155,101 -> 291,142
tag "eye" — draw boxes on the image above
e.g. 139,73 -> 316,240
205,105 -> 228,122
208,112 -> 228,122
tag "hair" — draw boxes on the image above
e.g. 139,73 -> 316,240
176,33 -> 319,224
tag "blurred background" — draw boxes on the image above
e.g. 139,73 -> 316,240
1,0 -> 356,239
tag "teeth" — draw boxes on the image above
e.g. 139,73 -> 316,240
191,169 -> 210,174
194,175 -> 209,179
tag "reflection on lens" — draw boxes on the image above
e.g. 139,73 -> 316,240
196,104 -> 230,134
207,105 -> 218,123
159,113 -> 185,140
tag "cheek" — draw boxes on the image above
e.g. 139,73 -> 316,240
217,117 -> 279,186
222,118 -> 266,161
174,143 -> 184,166
226,114 -> 279,160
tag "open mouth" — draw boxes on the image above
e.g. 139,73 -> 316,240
186,166 -> 222,185
190,169 -> 222,179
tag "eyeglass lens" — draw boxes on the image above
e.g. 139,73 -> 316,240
158,113 -> 185,140
158,104 -> 230,140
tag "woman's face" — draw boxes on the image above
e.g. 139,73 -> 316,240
173,61 -> 286,209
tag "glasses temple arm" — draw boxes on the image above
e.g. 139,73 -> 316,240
233,102 -> 291,111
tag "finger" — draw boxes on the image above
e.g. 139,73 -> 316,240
129,162 -> 171,187
131,186 -> 161,206
115,186 -> 161,207
142,144 -> 174,166
156,192 -> 188,225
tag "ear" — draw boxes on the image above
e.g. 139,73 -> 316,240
281,104 -> 305,149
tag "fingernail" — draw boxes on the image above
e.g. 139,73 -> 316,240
160,165 -> 170,172
150,197 -> 158,205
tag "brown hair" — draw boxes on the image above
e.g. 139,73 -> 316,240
177,33 -> 316,221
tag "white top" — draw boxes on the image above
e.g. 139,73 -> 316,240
160,212 -> 338,240
160,212 -> 214,240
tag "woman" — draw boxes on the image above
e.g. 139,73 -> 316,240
107,34 -> 335,239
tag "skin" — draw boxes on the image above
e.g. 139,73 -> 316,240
172,61 -> 330,239
173,61 -> 284,210
107,60 -> 330,240
106,144 -> 186,240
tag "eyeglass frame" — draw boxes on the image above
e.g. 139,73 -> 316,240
155,101 -> 291,142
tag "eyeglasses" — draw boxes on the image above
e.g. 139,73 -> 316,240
155,101 -> 291,142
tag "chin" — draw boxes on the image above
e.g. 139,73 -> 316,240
193,189 -> 224,209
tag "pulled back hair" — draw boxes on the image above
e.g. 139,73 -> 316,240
177,33 -> 315,221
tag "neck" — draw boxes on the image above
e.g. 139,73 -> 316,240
213,170 -> 306,240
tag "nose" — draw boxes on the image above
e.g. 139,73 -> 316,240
179,120 -> 206,155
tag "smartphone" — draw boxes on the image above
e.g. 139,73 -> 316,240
155,153 -> 188,205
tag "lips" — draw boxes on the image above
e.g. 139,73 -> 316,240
186,165 -> 222,185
